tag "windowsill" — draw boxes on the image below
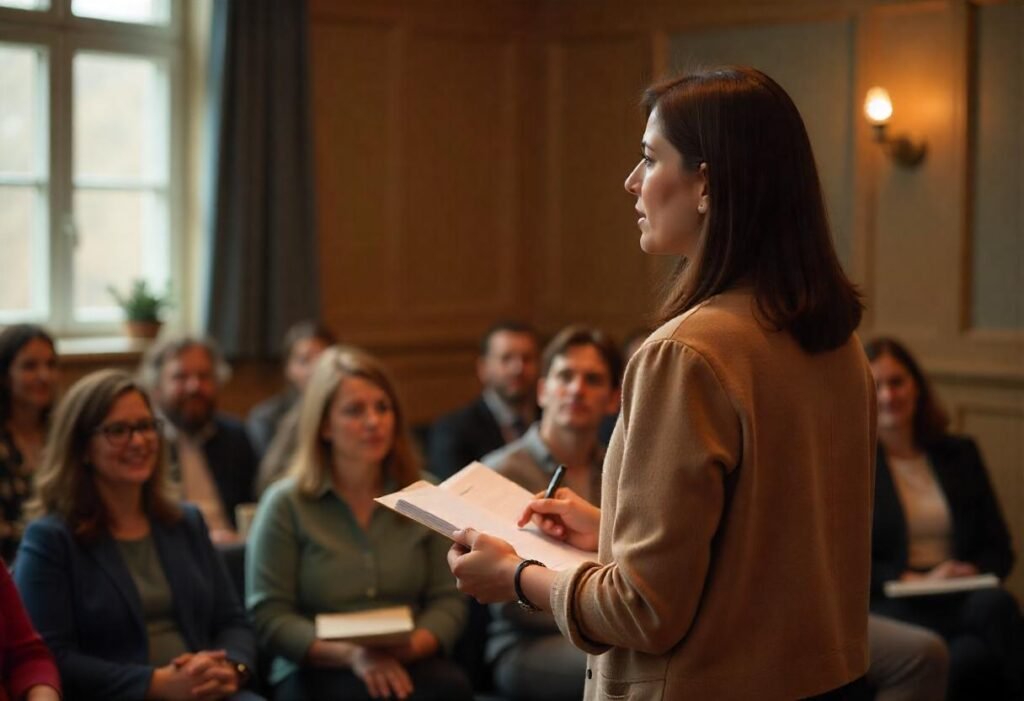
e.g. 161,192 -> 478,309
56,335 -> 154,362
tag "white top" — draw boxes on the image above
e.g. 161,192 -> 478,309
889,453 -> 953,570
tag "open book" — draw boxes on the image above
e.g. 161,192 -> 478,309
315,605 -> 414,646
376,462 -> 594,571
883,573 -> 1000,598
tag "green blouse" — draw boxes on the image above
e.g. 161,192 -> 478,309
246,476 -> 467,685
116,534 -> 189,666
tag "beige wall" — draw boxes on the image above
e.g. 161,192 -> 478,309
308,0 -> 1024,595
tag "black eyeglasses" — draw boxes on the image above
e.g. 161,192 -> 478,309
93,418 -> 163,447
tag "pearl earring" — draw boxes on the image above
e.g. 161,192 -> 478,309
698,203 -> 707,214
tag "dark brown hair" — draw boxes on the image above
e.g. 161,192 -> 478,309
291,346 -> 422,495
28,369 -> 181,541
541,325 -> 624,389
479,320 -> 539,357
643,67 -> 863,353
0,324 -> 57,426
281,320 -> 337,360
864,337 -> 949,448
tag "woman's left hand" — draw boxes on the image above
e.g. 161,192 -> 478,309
385,628 -> 439,663
447,528 -> 522,604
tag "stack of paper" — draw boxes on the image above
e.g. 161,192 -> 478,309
376,462 -> 594,571
315,605 -> 414,646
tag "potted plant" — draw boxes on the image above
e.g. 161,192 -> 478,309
108,279 -> 172,339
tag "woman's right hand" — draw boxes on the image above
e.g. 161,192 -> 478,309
350,647 -> 414,700
518,487 -> 601,552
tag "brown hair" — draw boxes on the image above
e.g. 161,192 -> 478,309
290,346 -> 421,496
864,337 -> 949,448
643,67 -> 863,353
281,320 -> 337,360
0,324 -> 57,426
28,369 -> 181,542
541,325 -> 624,389
138,335 -> 231,391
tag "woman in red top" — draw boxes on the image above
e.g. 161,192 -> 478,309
1,565 -> 60,701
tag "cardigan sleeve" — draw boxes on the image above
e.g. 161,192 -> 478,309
551,341 -> 741,656
1,566 -> 61,700
246,485 -> 317,663
15,519 -> 153,700
180,507 -> 257,669
954,438 -> 1014,579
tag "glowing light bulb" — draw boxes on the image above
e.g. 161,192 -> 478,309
864,87 -> 893,125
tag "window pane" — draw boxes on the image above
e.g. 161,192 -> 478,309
74,52 -> 167,181
71,0 -> 168,25
0,0 -> 49,10
72,189 -> 168,320
0,186 -> 47,318
0,43 -> 45,175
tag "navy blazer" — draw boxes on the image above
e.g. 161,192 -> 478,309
871,434 -> 1015,597
198,415 -> 258,528
14,504 -> 256,700
428,396 -> 507,480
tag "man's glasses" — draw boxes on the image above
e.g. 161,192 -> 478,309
93,418 -> 163,447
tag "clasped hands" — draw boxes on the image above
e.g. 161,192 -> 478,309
150,649 -> 240,701
447,487 -> 601,603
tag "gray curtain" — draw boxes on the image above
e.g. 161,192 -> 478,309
204,0 -> 319,358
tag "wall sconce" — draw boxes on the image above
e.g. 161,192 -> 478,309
863,87 -> 926,168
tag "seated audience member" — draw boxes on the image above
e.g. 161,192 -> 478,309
247,321 -> 334,459
15,369 -> 260,700
140,336 -> 257,542
429,321 -> 540,479
0,325 -> 59,564
247,346 -> 471,701
480,325 -> 622,701
869,614 -> 949,701
866,337 -> 1024,699
1,565 -> 61,701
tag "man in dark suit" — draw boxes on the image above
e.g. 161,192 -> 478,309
428,321 -> 540,479
141,336 -> 257,544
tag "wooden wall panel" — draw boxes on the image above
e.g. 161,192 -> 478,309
311,20 -> 400,320
402,34 -> 519,316
864,2 -> 964,340
539,35 -> 659,331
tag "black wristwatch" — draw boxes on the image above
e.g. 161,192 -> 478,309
514,558 -> 546,612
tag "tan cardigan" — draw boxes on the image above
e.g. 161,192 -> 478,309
551,289 -> 876,700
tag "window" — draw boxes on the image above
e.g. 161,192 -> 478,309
0,0 -> 181,333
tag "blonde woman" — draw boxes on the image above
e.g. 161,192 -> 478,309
247,346 -> 470,701
14,370 -> 259,701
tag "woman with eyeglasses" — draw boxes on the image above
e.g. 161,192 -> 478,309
13,369 -> 262,701
0,324 -> 59,564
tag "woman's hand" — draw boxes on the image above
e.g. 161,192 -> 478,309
25,685 -> 61,701
900,560 -> 980,582
518,487 -> 601,552
162,650 -> 239,700
447,529 -> 522,604
385,627 -> 439,663
350,647 -> 414,700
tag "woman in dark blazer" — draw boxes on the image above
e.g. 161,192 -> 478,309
14,369 -> 261,701
867,337 -> 1022,699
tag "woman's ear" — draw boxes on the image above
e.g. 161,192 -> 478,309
697,162 -> 710,214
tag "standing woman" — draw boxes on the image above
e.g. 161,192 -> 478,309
866,337 -> 1023,699
0,325 -> 59,564
14,370 -> 260,700
247,346 -> 471,701
448,66 -> 877,700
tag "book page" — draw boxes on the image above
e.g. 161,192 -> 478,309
376,463 -> 594,571
883,573 -> 1000,598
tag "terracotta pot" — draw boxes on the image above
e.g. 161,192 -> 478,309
124,320 -> 163,339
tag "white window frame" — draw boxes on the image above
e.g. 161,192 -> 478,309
0,0 -> 184,336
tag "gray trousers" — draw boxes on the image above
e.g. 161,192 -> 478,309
492,634 -> 587,701
868,614 -> 949,701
